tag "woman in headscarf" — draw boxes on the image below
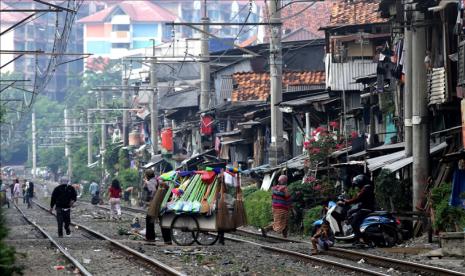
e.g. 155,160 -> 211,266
261,174 -> 291,238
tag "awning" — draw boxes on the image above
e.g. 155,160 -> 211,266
367,151 -> 405,171
428,0 -> 458,12
216,129 -> 241,137
367,142 -> 405,152
383,142 -> 448,172
278,92 -> 331,112
221,139 -> 246,145
143,154 -> 165,169
348,150 -> 367,160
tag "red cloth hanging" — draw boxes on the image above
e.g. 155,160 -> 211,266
200,115 -> 213,136
161,128 -> 173,151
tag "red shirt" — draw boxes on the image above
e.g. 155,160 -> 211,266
108,187 -> 121,198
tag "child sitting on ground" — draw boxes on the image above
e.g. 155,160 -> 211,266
311,220 -> 334,255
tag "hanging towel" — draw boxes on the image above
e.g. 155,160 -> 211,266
224,171 -> 238,187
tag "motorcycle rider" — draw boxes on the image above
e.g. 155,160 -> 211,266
342,174 -> 375,245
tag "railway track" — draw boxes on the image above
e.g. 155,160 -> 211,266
54,195 -> 465,275
20,200 -> 184,276
234,228 -> 465,276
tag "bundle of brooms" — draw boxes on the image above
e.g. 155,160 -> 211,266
216,175 -> 234,230
233,185 -> 247,227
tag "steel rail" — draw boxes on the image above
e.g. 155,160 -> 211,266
225,235 -> 389,276
234,228 -> 465,276
13,203 -> 92,276
32,200 -> 185,276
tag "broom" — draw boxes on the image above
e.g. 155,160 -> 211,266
216,174 -> 231,230
200,177 -> 216,213
233,185 -> 247,228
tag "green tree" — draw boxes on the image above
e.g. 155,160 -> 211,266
118,148 -> 130,170
117,168 -> 140,190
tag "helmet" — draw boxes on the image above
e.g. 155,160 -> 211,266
352,174 -> 370,187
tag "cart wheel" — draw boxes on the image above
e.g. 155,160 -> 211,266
195,231 -> 219,246
170,214 -> 199,246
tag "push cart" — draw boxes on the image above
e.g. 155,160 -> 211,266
157,169 -> 243,246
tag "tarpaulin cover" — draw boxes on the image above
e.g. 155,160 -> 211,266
450,169 -> 465,209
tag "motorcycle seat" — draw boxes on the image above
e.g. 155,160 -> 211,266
367,211 -> 389,217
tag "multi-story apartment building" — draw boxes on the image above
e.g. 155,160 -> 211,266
2,1 -> 105,101
78,1 -> 178,58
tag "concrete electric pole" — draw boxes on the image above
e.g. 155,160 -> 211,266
64,108 -> 72,181
404,5 -> 413,157
100,91 -> 106,186
31,109 -> 36,178
122,60 -> 129,146
411,9 -> 429,210
150,40 -> 159,156
269,0 -> 284,166
87,110 -> 92,166
200,0 -> 210,111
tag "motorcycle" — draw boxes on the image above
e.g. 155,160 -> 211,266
313,196 -> 402,247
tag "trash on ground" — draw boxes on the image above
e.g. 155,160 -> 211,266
53,265 -> 65,270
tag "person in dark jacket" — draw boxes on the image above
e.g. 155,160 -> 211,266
50,177 -> 77,237
343,174 -> 375,244
26,181 -> 34,208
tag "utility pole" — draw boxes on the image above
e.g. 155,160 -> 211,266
31,109 -> 36,178
305,112 -> 311,139
269,0 -> 284,166
404,5 -> 413,157
64,108 -> 72,181
411,9 -> 429,210
150,40 -> 159,156
100,91 -> 106,186
87,110 -> 92,165
199,0 -> 210,111
122,59 -> 129,146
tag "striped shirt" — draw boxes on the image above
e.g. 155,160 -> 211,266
272,185 -> 291,210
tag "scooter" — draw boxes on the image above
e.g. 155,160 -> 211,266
313,197 -> 402,247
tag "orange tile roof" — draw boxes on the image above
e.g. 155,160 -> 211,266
232,71 -> 325,102
263,2 -> 331,42
281,2 -> 332,39
326,0 -> 387,28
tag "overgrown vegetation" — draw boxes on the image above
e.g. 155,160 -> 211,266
302,206 -> 323,236
431,183 -> 465,232
244,190 -> 272,228
117,168 -> 140,190
375,169 -> 412,212
0,209 -> 23,275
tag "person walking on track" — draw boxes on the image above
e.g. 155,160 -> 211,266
108,179 -> 122,220
13,179 -> 21,205
50,177 -> 77,237
261,175 -> 292,238
26,181 -> 34,208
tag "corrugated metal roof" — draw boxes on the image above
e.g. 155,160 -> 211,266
383,142 -> 448,172
428,67 -> 447,105
159,87 -> 198,110
327,60 -> 378,91
366,150 -> 405,171
367,142 -> 405,152
279,92 -> 330,107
